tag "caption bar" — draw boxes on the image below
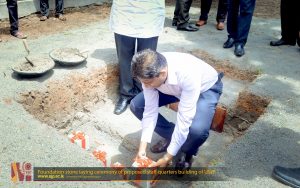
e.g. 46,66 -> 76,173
34,167 -> 227,181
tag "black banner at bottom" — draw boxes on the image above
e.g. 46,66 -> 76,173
34,167 -> 227,181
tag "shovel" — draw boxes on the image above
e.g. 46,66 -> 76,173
22,39 -> 36,67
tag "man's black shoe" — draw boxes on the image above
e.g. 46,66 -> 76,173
234,43 -> 245,57
172,19 -> 178,26
175,153 -> 193,177
177,24 -> 199,32
270,39 -> 295,46
114,96 -> 131,115
272,166 -> 300,188
223,38 -> 235,48
150,138 -> 170,153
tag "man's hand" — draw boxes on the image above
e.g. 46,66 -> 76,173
149,153 -> 173,168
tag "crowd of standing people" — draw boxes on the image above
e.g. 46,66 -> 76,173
0,0 -> 66,42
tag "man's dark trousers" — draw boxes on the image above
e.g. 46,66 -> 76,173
199,0 -> 227,22
114,33 -> 158,99
173,0 -> 193,27
7,0 -> 18,35
227,0 -> 256,45
40,0 -> 64,17
280,0 -> 300,44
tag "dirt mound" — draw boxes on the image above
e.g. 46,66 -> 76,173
0,3 -> 111,42
224,90 -> 271,137
189,49 -> 260,82
17,65 -> 118,128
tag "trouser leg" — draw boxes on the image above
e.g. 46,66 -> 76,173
226,0 -> 239,39
235,0 -> 256,45
55,0 -> 64,16
7,0 -> 18,34
40,0 -> 49,17
181,74 -> 223,156
216,0 -> 228,22
114,33 -> 136,97
177,0 -> 193,27
199,0 -> 213,21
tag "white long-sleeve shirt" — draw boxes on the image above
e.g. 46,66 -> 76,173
141,52 -> 218,156
109,0 -> 165,38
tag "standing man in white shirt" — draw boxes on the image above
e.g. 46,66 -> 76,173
130,49 -> 223,170
109,0 -> 165,115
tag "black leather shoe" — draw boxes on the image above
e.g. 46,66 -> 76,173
177,24 -> 199,32
272,166 -> 300,188
223,38 -> 235,48
234,43 -> 245,57
175,153 -> 193,177
172,19 -> 178,26
150,138 -> 170,153
114,96 -> 131,115
270,39 -> 295,46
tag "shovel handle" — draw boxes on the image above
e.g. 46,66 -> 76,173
22,39 -> 30,55
25,56 -> 35,67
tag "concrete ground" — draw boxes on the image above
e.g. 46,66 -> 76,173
0,6 -> 299,188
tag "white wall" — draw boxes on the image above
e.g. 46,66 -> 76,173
0,0 -> 110,19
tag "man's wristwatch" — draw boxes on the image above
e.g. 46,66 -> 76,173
138,152 -> 146,157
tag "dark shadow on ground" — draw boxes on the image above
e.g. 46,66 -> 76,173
11,69 -> 54,83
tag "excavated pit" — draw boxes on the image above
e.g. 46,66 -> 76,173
17,64 -> 119,129
224,91 -> 271,137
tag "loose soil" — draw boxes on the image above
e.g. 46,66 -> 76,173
50,48 -> 87,63
190,49 -> 260,82
17,64 -> 118,129
13,57 -> 54,72
0,3 -> 111,42
224,90 -> 271,137
1,0 -> 279,42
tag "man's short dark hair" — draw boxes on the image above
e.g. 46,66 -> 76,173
131,49 -> 167,79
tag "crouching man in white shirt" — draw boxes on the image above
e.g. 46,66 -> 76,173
130,49 -> 224,170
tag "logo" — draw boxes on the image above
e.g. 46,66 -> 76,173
11,162 -> 32,183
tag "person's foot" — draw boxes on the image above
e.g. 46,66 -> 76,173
195,20 -> 207,27
177,24 -> 199,32
234,43 -> 245,57
216,22 -> 225,30
223,38 -> 235,48
114,96 -> 132,115
175,153 -> 193,177
40,16 -> 48,21
172,19 -> 178,26
270,38 -> 295,46
56,14 -> 66,21
150,138 -> 170,153
11,31 -> 27,39
272,166 -> 300,188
